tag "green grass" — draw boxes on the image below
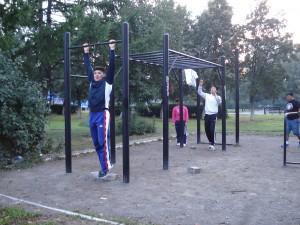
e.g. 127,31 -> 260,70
0,206 -> 159,225
141,113 -> 284,133
230,114 -> 283,133
45,112 -> 285,134
45,112 -> 90,130
0,206 -> 57,225
45,112 -> 285,152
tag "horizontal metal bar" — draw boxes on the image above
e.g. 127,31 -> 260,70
285,112 -> 300,116
71,74 -> 87,78
286,162 -> 300,165
69,40 -> 122,49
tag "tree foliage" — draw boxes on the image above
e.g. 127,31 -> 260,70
0,51 -> 49,168
238,0 -> 296,120
0,0 -> 299,155
282,51 -> 300,99
191,0 -> 236,91
111,0 -> 195,103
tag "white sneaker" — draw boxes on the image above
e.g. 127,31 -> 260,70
177,143 -> 180,146
209,145 -> 216,151
183,144 -> 186,147
108,164 -> 114,172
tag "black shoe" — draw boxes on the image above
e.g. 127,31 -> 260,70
98,170 -> 108,178
281,144 -> 289,148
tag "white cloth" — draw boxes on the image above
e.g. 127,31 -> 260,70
184,69 -> 198,87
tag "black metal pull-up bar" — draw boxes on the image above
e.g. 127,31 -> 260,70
69,40 -> 122,49
64,22 -> 130,184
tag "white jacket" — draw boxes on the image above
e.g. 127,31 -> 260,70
197,86 -> 222,115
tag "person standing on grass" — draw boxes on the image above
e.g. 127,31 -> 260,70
83,40 -> 115,178
282,92 -> 300,148
197,79 -> 221,150
172,98 -> 189,146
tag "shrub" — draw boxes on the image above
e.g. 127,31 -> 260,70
0,52 -> 49,168
135,103 -> 151,117
115,109 -> 156,135
50,104 -> 77,114
147,103 -> 161,117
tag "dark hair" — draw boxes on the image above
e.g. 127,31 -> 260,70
212,86 -> 218,91
94,66 -> 105,72
287,92 -> 293,96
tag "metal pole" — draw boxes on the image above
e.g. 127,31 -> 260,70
196,51 -> 201,144
122,22 -> 130,183
179,69 -> 183,148
221,56 -> 226,151
64,32 -> 72,173
283,114 -> 287,167
196,77 -> 201,144
110,83 -> 116,164
110,67 -> 122,164
235,48 -> 240,145
163,34 -> 169,170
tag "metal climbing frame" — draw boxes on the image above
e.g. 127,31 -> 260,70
126,34 -> 232,170
64,27 -> 240,183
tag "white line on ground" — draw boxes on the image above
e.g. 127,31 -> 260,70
0,193 -> 123,225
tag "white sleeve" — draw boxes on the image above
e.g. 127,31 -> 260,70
215,96 -> 222,105
197,86 -> 206,98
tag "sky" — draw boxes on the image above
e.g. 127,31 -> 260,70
175,0 -> 300,44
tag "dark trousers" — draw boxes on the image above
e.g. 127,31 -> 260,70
204,114 -> 217,145
175,121 -> 187,144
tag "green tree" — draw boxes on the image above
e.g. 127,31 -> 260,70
0,0 -> 74,98
191,0 -> 236,91
282,51 -> 300,98
63,0 -> 123,114
117,0 -> 194,104
0,51 -> 48,168
240,0 -> 296,120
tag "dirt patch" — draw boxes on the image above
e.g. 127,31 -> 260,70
1,134 -> 300,225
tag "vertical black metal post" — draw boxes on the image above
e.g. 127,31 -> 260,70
179,69 -> 184,148
196,78 -> 201,144
64,32 -> 72,173
283,114 -> 287,167
122,22 -> 130,183
221,56 -> 226,151
110,83 -> 116,164
196,52 -> 201,144
163,34 -> 169,170
235,48 -> 240,145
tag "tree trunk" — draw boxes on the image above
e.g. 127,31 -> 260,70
250,94 -> 255,121
77,104 -> 82,119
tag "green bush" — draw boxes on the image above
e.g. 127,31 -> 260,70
50,104 -> 77,114
115,110 -> 156,135
148,103 -> 161,117
135,103 -> 151,117
0,52 -> 49,168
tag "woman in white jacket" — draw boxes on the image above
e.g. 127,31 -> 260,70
197,79 -> 222,150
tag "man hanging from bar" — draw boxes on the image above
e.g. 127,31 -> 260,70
83,40 -> 115,178
197,79 -> 222,151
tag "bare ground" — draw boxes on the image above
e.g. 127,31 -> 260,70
1,134 -> 300,225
